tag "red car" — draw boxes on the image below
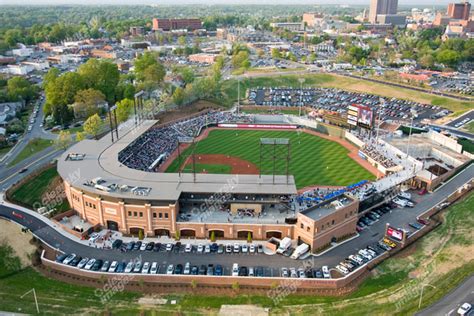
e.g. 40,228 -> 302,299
11,211 -> 25,220
417,218 -> 429,226
418,188 -> 427,195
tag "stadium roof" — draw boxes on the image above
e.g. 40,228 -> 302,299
58,120 -> 297,201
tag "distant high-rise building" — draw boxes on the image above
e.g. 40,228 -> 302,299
447,1 -> 471,20
152,18 -> 202,31
369,0 -> 399,23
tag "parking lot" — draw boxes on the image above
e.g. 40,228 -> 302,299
248,87 -> 448,122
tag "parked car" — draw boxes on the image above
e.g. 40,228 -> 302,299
150,262 -> 159,274
233,243 -> 240,253
241,244 -> 249,253
174,264 -> 183,275
199,264 -> 207,275
141,262 -> 150,274
108,261 -> 118,273
185,244 -> 192,253
84,259 -> 96,270
218,244 -> 225,254
281,267 -> 289,277
205,244 -> 211,253
336,265 -> 349,274
133,261 -> 142,273
249,244 -> 256,253
322,266 -> 330,278
214,264 -> 223,276
166,243 -> 173,252
166,264 -> 174,275
62,254 -> 76,265
91,260 -> 103,271
124,261 -> 134,273
183,262 -> 191,275
238,266 -> 248,276
197,243 -> 204,253
146,242 -> 155,251
77,257 -> 89,269
100,260 -> 110,272
232,263 -> 239,276
225,244 -> 232,253
457,302 -> 472,316
139,242 -> 147,251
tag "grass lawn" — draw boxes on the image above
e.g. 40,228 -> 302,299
52,125 -> 83,134
8,138 -> 53,167
458,138 -> 474,154
464,121 -> 474,134
1,191 -> 473,315
166,129 -> 375,188
220,73 -> 474,113
0,145 -> 12,160
10,165 -> 69,212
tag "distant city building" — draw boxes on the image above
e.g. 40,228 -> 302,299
302,12 -> 325,29
369,0 -> 399,23
129,26 -> 145,36
270,22 -> 303,32
447,0 -> 471,20
152,18 -> 202,31
376,14 -> 407,26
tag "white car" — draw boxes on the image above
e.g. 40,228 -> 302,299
281,267 -> 289,277
166,264 -> 174,275
84,258 -> 96,270
150,262 -> 158,274
232,263 -> 239,276
140,242 -> 147,251
108,261 -> 118,273
183,262 -> 191,275
249,244 -> 256,253
133,261 -> 142,273
77,257 -> 89,269
289,267 -> 298,278
398,191 -> 412,200
185,244 -> 192,253
62,254 -> 76,265
165,243 -> 173,252
124,261 -> 134,273
141,262 -> 150,274
197,243 -> 204,253
349,255 -> 363,265
241,244 -> 249,253
248,267 -> 254,277
336,265 -> 349,274
205,244 -> 211,253
322,266 -> 330,278
233,243 -> 240,253
457,303 -> 472,316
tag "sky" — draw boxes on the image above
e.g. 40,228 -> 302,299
0,0 -> 456,5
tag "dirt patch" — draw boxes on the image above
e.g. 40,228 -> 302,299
182,154 -> 259,174
0,219 -> 36,267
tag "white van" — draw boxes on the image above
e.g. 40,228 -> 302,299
322,266 -> 331,278
277,237 -> 292,254
290,243 -> 310,259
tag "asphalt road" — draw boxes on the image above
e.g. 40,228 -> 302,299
1,164 -> 472,277
417,275 -> 474,316
446,110 -> 474,129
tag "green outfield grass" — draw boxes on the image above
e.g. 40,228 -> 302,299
182,163 -> 232,174
166,129 -> 375,188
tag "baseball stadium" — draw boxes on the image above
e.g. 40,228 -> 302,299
57,109 -> 382,252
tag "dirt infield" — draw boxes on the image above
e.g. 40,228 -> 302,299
182,154 -> 259,174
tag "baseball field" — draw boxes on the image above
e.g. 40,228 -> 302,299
165,129 -> 376,189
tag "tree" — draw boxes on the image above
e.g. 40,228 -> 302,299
76,131 -> 86,141
232,50 -> 250,69
247,231 -> 252,243
116,98 -> 134,122
210,231 -> 216,242
142,63 -> 166,85
138,229 -> 144,240
172,87 -> 186,105
271,48 -> 281,59
78,59 -> 120,104
83,113 -> 102,138
7,77 -> 36,102
436,49 -> 461,67
73,88 -> 106,119
55,130 -> 73,150
179,67 -> 195,84
178,35 -> 187,46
